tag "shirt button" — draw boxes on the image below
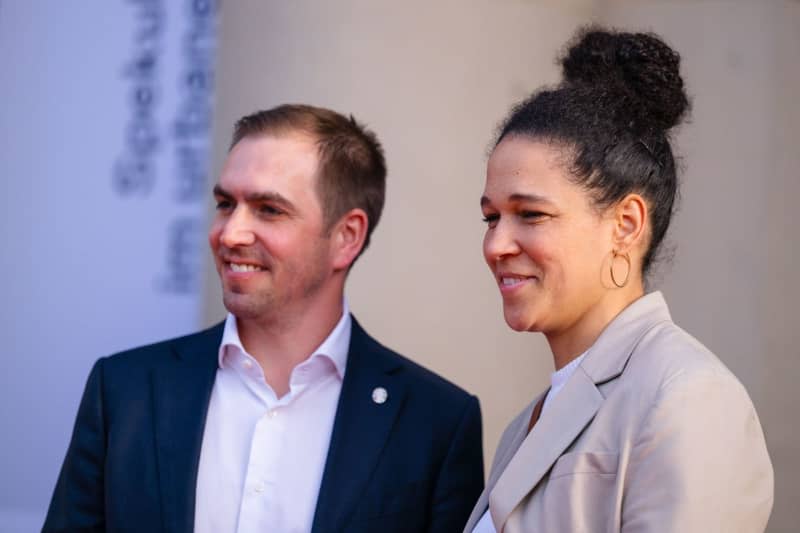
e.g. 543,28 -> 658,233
267,409 -> 278,418
253,482 -> 265,493
242,359 -> 253,370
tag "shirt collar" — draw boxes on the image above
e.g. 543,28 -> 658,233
217,300 -> 351,379
550,350 -> 588,390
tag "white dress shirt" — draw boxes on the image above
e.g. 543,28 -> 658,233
473,351 -> 588,533
194,303 -> 351,533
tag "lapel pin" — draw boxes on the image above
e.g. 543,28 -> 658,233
372,386 -> 388,404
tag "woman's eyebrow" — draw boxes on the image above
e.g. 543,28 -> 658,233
507,192 -> 552,204
480,192 -> 553,207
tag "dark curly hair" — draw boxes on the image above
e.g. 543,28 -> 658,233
496,26 -> 690,275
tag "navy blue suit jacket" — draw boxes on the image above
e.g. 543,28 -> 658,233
44,317 -> 484,532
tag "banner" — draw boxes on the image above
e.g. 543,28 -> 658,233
0,1 -> 217,529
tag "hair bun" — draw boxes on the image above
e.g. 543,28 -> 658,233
560,26 -> 689,133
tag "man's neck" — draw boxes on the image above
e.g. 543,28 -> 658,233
235,292 -> 345,398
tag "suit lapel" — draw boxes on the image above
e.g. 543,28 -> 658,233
152,324 -> 222,533
490,369 -> 603,530
311,318 -> 405,533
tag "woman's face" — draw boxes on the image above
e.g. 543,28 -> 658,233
481,136 -> 616,337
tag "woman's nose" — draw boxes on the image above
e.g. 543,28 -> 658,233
483,220 -> 521,264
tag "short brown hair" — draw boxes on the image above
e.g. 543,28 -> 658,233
231,104 -> 386,259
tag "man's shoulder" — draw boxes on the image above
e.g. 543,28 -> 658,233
386,346 -> 474,401
352,320 -> 475,404
100,322 -> 224,372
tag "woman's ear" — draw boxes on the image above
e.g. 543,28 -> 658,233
330,208 -> 368,271
612,193 -> 648,253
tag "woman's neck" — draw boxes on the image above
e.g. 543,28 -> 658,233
546,284 -> 644,370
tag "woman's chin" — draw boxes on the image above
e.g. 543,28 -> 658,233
503,309 -> 540,333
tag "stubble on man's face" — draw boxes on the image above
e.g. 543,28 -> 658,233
218,235 -> 331,324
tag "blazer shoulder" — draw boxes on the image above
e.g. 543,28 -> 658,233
100,321 -> 224,373
636,320 -> 733,372
353,321 -> 476,406
622,319 -> 752,406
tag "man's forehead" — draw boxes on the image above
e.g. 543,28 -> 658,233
230,130 -> 319,157
223,134 -> 319,179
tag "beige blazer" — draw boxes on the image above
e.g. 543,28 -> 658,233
465,292 -> 773,533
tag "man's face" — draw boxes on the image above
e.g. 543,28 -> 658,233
208,133 -> 335,323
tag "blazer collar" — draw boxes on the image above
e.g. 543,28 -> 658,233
581,291 -> 672,385
489,292 -> 672,530
311,317 -> 405,533
152,323 -> 223,533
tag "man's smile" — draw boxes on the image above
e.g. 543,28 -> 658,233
228,262 -> 265,273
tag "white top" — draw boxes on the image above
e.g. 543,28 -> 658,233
194,303 -> 351,533
473,350 -> 588,533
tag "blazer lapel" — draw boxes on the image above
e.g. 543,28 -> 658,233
490,368 -> 603,530
311,318 -> 405,533
464,395 -> 541,532
487,394 -> 542,491
152,324 -> 222,533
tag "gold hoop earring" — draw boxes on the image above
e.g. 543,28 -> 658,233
610,251 -> 631,288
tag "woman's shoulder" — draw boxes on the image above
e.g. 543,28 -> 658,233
623,319 -> 751,403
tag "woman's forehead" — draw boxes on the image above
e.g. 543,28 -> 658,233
486,140 -> 570,191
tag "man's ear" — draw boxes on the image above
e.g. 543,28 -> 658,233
330,208 -> 368,271
612,193 -> 648,253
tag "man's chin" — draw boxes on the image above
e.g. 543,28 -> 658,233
221,293 -> 271,320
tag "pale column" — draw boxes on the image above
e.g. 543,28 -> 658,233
599,2 -> 800,531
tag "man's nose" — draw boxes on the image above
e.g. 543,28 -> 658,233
219,208 -> 256,248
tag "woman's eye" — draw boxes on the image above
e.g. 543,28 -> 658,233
215,200 -> 233,210
520,210 -> 547,221
482,213 -> 499,227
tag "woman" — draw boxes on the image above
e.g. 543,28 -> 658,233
465,27 -> 773,532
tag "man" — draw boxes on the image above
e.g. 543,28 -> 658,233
44,105 -> 484,532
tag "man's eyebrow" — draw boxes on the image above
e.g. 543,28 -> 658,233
213,184 -> 232,198
212,185 -> 296,211
244,191 -> 296,211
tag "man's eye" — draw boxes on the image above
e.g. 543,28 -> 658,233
215,200 -> 233,210
258,204 -> 283,216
